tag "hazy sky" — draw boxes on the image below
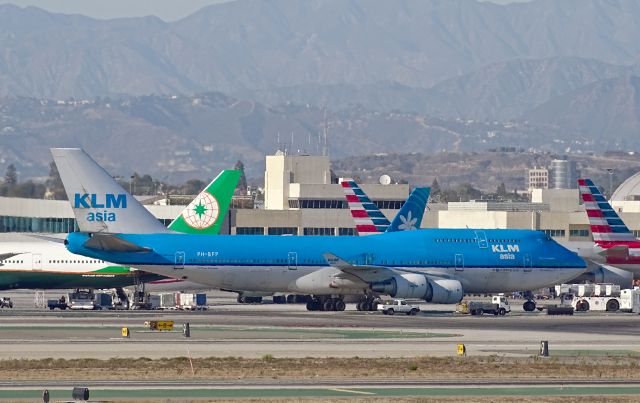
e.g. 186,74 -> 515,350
3,0 -> 531,21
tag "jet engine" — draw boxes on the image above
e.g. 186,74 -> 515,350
371,274 -> 463,304
573,264 -> 634,288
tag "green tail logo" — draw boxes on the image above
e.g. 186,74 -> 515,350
168,170 -> 241,235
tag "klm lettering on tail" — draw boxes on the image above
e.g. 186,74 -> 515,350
491,244 -> 520,253
74,193 -> 127,222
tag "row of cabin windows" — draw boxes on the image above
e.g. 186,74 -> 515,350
5,260 -> 24,264
185,258 -> 450,266
434,238 -> 521,243
48,259 -> 105,264
237,227 -> 357,236
288,200 -> 405,210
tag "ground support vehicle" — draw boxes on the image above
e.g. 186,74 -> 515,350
68,289 -> 97,310
0,297 -> 13,308
378,299 -> 420,315
555,288 -> 640,312
93,292 -> 114,310
47,297 -> 68,310
555,284 -> 640,313
458,295 -> 511,316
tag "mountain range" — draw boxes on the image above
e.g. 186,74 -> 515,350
2,0 -> 640,182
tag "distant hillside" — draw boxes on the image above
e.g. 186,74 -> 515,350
523,76 -> 640,149
0,93 -> 613,182
3,0 -> 640,99
246,58 -> 640,121
331,151 -> 640,193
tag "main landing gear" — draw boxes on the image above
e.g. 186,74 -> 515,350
522,291 -> 537,312
306,296 -> 345,311
356,296 -> 379,312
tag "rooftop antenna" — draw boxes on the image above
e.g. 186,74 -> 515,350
322,107 -> 329,157
290,131 -> 294,155
277,131 -> 281,153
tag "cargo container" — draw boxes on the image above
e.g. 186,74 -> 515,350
195,293 -> 207,309
159,292 -> 177,309
148,294 -> 161,310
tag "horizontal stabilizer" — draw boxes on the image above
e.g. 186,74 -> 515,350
598,244 -> 629,258
24,234 -> 66,243
84,234 -> 151,253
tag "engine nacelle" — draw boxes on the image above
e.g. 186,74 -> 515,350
424,278 -> 464,304
574,264 -> 633,288
371,273 -> 428,299
371,275 -> 464,304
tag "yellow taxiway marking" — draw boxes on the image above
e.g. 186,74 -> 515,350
330,388 -> 375,395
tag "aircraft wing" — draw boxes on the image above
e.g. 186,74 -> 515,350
84,234 -> 151,253
323,252 -> 455,284
323,252 -> 396,283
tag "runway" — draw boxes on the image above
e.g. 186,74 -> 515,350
2,379 -> 640,401
2,290 -> 640,360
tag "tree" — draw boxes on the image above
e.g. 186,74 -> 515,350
181,179 -> 207,195
430,178 -> 441,196
4,164 -> 17,186
234,160 -> 248,194
45,161 -> 67,200
496,182 -> 507,197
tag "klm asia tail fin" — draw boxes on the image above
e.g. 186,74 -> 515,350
51,148 -> 169,234
387,187 -> 430,232
340,179 -> 390,235
578,178 -> 637,243
168,170 -> 241,234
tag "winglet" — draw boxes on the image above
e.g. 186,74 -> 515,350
323,252 -> 350,268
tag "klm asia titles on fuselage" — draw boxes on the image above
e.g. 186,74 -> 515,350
74,193 -> 127,222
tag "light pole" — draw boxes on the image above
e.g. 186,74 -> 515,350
605,168 -> 614,199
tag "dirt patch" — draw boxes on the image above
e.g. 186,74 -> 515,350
1,355 -> 640,381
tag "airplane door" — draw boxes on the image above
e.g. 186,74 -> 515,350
32,253 -> 42,271
288,252 -> 297,270
174,251 -> 185,270
475,230 -> 488,249
454,254 -> 464,272
524,253 -> 532,272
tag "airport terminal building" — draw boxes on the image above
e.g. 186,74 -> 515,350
1,153 -> 640,241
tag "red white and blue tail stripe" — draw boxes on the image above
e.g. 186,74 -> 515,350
340,179 -> 390,235
578,178 -> 637,244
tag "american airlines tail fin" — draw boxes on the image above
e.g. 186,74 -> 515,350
168,170 -> 241,235
51,148 -> 169,234
578,178 -> 637,243
387,187 -> 430,232
340,179 -> 390,235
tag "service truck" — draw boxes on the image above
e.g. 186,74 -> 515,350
377,299 -> 420,315
563,289 -> 640,312
458,295 -> 511,316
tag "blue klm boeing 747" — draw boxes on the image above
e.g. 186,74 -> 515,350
53,148 -> 586,312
